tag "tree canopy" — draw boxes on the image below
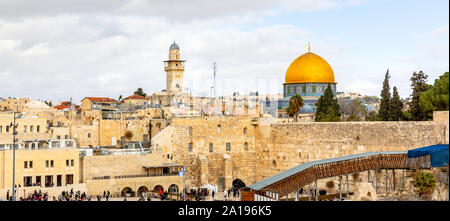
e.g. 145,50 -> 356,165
388,86 -> 403,121
408,71 -> 431,120
419,72 -> 449,120
315,84 -> 341,122
378,69 -> 391,121
286,94 -> 304,122
134,88 -> 147,97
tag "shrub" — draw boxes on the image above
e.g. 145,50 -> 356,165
413,170 -> 436,196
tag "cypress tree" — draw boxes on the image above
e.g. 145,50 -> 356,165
388,86 -> 403,121
315,84 -> 341,122
408,71 -> 430,120
378,69 -> 391,121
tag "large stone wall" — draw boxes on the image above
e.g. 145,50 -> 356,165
254,121 -> 448,181
152,112 -> 449,190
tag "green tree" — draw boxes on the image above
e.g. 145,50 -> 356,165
118,95 -> 123,102
408,71 -> 431,120
413,170 -> 436,196
378,69 -> 391,121
388,87 -> 403,121
365,111 -> 378,121
286,94 -> 304,122
315,84 -> 341,122
134,88 -> 147,97
419,72 -> 449,120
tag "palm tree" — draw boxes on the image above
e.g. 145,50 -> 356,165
286,94 -> 304,122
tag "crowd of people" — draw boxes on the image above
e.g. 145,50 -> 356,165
4,186 -> 244,201
4,188 -> 92,201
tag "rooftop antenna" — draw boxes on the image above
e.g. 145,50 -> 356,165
213,62 -> 217,98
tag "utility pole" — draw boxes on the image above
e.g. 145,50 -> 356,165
11,107 -> 19,201
213,62 -> 217,99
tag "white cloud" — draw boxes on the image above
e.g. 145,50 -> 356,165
0,0 -> 447,102
429,25 -> 449,37
0,0 -> 367,20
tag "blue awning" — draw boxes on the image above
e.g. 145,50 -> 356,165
408,144 -> 449,167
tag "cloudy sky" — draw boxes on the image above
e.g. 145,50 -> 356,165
0,0 -> 448,103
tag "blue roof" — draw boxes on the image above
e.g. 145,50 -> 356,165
300,104 -> 314,113
170,41 -> 179,50
408,144 -> 449,167
249,151 -> 407,190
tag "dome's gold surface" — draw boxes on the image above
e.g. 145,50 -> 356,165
285,52 -> 336,84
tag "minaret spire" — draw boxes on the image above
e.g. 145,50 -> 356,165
308,42 -> 310,52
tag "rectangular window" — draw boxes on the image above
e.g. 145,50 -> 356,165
312,85 -> 316,93
71,159 -> 74,167
56,135 -> 61,139
244,142 -> 248,151
66,160 -> 69,167
65,174 -> 74,185
57,175 -> 62,187
226,142 -> 231,151
50,160 -> 54,168
29,161 -> 33,169
209,143 -> 213,153
23,125 -> 27,132
23,176 -> 32,187
45,160 -> 49,168
6,125 -> 9,133
88,133 -> 91,138
24,161 -> 28,169
45,175 -> 53,187
0,126 -> 2,133
30,125 -> 33,133
35,176 -> 41,187
37,126 -> 40,133
188,143 -> 193,152
65,135 -> 69,139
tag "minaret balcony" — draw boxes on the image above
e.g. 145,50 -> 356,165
165,66 -> 185,71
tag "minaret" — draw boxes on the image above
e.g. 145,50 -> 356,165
164,41 -> 185,93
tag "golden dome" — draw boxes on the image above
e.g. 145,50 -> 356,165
285,51 -> 336,84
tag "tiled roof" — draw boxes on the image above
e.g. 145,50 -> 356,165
123,94 -> 148,100
84,97 -> 117,103
54,101 -> 80,110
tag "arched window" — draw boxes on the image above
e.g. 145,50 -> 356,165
217,125 -> 221,133
243,127 -> 247,135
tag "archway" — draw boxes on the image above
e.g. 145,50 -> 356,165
137,186 -> 149,197
168,184 -> 179,194
153,185 -> 164,193
232,179 -> 246,190
121,187 -> 135,197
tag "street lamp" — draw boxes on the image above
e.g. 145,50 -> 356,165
10,108 -> 20,201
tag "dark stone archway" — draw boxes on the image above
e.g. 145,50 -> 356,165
232,179 -> 246,190
121,187 -> 135,197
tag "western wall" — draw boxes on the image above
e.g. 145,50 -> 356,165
152,111 -> 449,191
